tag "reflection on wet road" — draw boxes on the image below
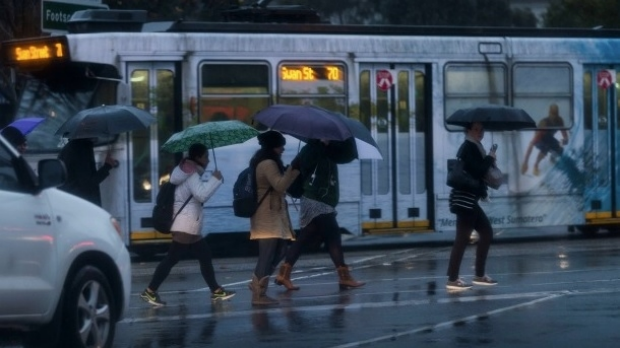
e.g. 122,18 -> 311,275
116,236 -> 620,348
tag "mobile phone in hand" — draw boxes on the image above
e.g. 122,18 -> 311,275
490,143 -> 498,153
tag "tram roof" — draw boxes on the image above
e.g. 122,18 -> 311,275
66,9 -> 620,39
146,21 -> 620,39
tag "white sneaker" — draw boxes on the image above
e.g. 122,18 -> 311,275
446,278 -> 472,291
472,275 -> 498,286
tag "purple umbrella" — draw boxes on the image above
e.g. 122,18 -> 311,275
6,117 -> 46,135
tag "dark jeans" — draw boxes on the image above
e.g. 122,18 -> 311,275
254,238 -> 288,279
285,212 -> 345,268
148,238 -> 220,292
447,204 -> 493,281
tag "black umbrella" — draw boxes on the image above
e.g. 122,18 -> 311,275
55,105 -> 156,139
446,105 -> 536,131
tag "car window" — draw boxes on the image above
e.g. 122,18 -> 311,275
0,145 -> 20,192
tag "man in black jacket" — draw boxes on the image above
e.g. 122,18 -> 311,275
58,138 -> 117,206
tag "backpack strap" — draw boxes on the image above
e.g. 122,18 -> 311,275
257,187 -> 273,207
171,195 -> 193,223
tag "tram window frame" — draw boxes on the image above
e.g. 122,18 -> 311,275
199,62 -> 271,124
277,61 -> 347,113
512,63 -> 573,130
444,63 -> 507,131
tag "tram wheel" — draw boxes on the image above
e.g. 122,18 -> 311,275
576,226 -> 599,237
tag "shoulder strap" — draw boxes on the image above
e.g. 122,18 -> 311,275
172,194 -> 193,222
257,187 -> 273,207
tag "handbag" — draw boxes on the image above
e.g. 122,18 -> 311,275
446,159 -> 482,193
484,164 -> 503,190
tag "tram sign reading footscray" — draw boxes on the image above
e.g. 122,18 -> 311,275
42,0 -> 108,33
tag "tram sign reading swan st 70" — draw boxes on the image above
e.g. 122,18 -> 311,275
42,0 -> 108,34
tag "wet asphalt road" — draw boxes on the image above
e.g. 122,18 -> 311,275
115,230 -> 620,348
2,229 -> 619,347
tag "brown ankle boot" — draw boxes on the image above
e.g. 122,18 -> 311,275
274,263 -> 300,290
337,266 -> 365,290
250,275 -> 278,306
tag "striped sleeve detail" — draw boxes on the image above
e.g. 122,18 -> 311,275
449,189 -> 477,210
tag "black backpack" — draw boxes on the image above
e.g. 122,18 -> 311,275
233,166 -> 271,218
152,182 -> 192,234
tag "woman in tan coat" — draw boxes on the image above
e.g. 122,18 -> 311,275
249,130 -> 300,305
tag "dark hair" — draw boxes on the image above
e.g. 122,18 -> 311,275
257,130 -> 286,149
188,143 -> 207,161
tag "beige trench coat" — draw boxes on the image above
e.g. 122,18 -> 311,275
250,159 -> 300,240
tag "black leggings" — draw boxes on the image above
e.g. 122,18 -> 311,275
447,204 -> 493,281
149,238 -> 220,292
285,212 -> 345,268
254,238 -> 288,279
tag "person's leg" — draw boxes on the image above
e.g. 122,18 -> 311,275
473,205 -> 494,278
317,213 -> 345,268
254,239 -> 280,279
251,239 -> 280,305
271,239 -> 288,275
315,213 -> 364,289
141,241 -> 186,305
447,213 -> 475,282
277,222 -> 318,290
190,238 -> 220,292
284,222 -> 316,266
148,241 -> 186,291
191,238 -> 236,301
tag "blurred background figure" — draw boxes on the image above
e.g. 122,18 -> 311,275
57,138 -> 117,206
1,126 -> 27,154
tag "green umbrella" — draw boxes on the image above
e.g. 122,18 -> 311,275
162,120 -> 259,168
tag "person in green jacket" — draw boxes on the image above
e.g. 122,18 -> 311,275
275,138 -> 365,290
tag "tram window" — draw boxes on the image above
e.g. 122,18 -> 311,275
130,69 -> 152,203
360,70 -> 372,196
200,63 -> 269,124
583,71 -> 593,131
513,64 -> 573,129
444,64 -> 506,130
14,64 -> 117,152
397,70 -> 411,195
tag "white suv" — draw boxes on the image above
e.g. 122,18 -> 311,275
0,134 -> 131,348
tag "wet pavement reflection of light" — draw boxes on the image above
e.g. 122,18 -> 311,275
107,235 -> 620,348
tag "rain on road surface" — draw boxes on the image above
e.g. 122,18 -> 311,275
113,233 -> 620,348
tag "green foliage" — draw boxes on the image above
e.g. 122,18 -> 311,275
543,0 -> 620,28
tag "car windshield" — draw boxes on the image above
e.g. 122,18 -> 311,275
11,63 -> 118,152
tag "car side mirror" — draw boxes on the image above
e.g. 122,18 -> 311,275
38,159 -> 66,189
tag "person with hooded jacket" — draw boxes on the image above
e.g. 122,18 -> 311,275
248,130 -> 300,306
275,138 -> 365,291
140,143 -> 235,306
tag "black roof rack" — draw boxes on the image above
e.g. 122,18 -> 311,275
221,5 -> 321,24
67,9 -> 147,33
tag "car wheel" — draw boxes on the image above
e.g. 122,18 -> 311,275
60,266 -> 116,348
576,225 -> 599,237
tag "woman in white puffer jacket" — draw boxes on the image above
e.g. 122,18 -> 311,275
140,143 -> 235,307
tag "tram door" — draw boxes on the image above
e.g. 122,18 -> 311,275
126,63 -> 178,244
359,64 -> 430,234
583,67 -> 620,232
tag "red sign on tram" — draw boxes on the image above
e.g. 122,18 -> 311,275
597,69 -> 615,89
376,70 -> 393,91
